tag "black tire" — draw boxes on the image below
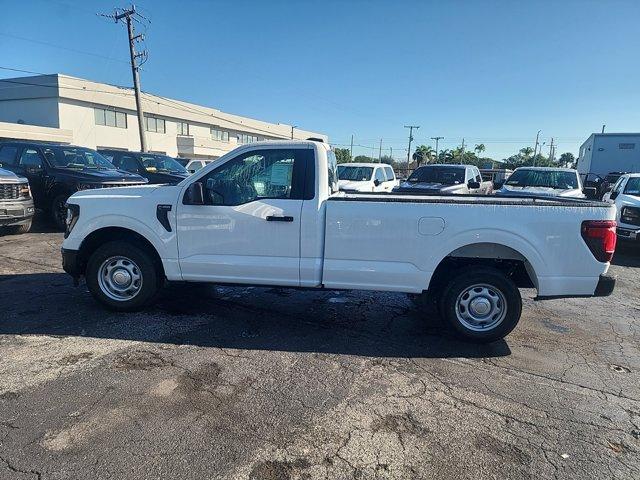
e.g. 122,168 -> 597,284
8,219 -> 32,235
439,267 -> 522,343
50,193 -> 70,231
86,240 -> 162,311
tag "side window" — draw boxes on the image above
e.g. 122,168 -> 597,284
0,146 -> 18,166
120,156 -> 140,173
101,152 -> 115,163
612,177 -> 626,193
200,148 -> 311,206
384,166 -> 395,181
375,168 -> 385,183
19,148 -> 43,168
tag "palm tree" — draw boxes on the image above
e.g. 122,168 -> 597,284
442,149 -> 455,163
474,144 -> 486,158
520,147 -> 534,159
412,145 -> 435,166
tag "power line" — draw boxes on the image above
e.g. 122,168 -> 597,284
0,32 -> 129,64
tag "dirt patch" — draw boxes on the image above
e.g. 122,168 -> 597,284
58,352 -> 93,366
249,459 -> 311,480
371,412 -> 430,437
112,350 -> 171,371
474,434 -> 531,465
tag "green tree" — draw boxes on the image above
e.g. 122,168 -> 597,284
558,152 -> 576,168
334,147 -> 351,164
412,145 -> 435,167
353,155 -> 376,163
520,147 -> 534,159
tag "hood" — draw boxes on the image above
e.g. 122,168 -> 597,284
497,185 -> 584,198
338,179 -> 372,191
0,167 -> 27,184
395,181 -> 464,193
50,166 -> 147,184
69,184 -> 161,200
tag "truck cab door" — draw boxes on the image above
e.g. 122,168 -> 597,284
16,147 -> 47,205
176,147 -> 314,286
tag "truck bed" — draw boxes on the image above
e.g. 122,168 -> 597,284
330,192 -> 609,207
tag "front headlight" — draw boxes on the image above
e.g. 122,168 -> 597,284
64,204 -> 80,238
19,183 -> 31,198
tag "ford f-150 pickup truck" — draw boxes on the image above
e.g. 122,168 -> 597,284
61,141 -> 617,342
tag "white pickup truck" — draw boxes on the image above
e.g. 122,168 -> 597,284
62,141 -> 617,342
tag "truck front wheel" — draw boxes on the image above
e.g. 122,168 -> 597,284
86,241 -> 161,311
440,267 -> 522,343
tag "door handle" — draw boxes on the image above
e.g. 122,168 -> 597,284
266,215 -> 294,222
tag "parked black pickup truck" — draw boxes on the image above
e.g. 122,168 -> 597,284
98,149 -> 189,185
0,142 -> 147,230
0,167 -> 34,234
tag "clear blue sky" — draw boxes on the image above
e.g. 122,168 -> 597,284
1,0 -> 640,160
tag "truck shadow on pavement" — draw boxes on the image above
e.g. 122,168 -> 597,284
0,273 -> 511,359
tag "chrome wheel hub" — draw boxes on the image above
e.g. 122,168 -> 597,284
97,256 -> 143,301
455,284 -> 507,332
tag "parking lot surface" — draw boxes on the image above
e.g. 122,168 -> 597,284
1,219 -> 639,480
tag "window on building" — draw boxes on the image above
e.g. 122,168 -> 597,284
619,143 -> 635,150
94,108 -> 127,128
211,127 -> 229,142
177,122 -> 190,136
237,133 -> 260,144
145,115 -> 166,133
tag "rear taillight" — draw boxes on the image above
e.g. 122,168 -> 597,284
581,220 -> 617,263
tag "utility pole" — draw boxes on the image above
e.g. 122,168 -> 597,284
602,124 -> 606,133
101,5 -> 149,152
431,136 -> 444,162
532,130 -> 541,166
390,147 -> 393,161
378,138 -> 382,162
291,125 -> 297,139
460,138 -> 465,164
404,125 -> 420,170
548,137 -> 555,162
350,134 -> 354,160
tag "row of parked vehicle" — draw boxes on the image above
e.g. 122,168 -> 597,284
335,162 -> 640,244
0,141 -> 210,233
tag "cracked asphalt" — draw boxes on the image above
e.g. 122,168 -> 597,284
1,217 -> 639,479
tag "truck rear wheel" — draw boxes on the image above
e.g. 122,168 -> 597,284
440,267 -> 522,343
86,240 -> 161,311
50,193 -> 70,231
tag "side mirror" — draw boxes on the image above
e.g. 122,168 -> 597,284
610,191 -> 619,200
468,181 -> 481,189
373,179 -> 381,186
183,182 -> 204,205
582,187 -> 597,199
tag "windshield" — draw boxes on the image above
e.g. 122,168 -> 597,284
505,169 -> 579,189
337,166 -> 373,181
42,146 -> 115,169
140,154 -> 188,174
408,166 -> 465,185
624,178 -> 640,195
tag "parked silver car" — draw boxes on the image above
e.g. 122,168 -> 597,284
0,167 -> 35,234
496,167 -> 591,198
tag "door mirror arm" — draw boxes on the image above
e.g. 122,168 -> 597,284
183,182 -> 205,205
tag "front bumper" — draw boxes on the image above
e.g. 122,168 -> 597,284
61,248 -> 82,278
0,199 -> 35,226
616,226 -> 640,241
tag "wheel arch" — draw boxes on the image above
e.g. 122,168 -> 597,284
77,226 -> 165,279
427,242 -> 539,293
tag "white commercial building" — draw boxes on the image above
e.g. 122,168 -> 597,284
0,74 -> 328,159
578,132 -> 640,177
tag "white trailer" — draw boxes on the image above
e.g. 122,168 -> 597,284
578,133 -> 640,178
